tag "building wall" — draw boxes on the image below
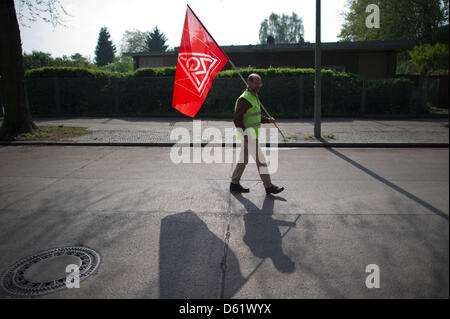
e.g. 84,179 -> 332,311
358,52 -> 395,78
163,56 -> 178,66
224,51 -> 315,69
135,50 -> 398,78
323,52 -> 360,74
136,56 -> 178,68
138,57 -> 165,68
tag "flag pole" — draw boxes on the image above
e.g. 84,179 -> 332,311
227,59 -> 288,141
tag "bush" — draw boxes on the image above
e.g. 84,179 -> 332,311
366,78 -> 414,114
25,66 -> 121,79
23,66 -> 416,117
118,76 -> 177,116
134,67 -> 176,77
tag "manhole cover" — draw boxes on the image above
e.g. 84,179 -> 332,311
1,246 -> 100,297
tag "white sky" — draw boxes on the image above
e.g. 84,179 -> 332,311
18,0 -> 350,61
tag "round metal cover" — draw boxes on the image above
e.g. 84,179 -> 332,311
1,246 -> 100,297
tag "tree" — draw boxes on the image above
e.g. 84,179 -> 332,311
259,12 -> 305,44
339,0 -> 449,75
23,50 -> 54,70
95,26 -> 116,66
409,42 -> 449,75
338,0 -> 448,44
22,51 -> 94,70
145,26 -> 169,52
120,29 -> 149,53
69,53 -> 93,68
0,0 -> 67,139
99,55 -> 134,73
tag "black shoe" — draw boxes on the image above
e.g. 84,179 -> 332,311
230,183 -> 250,193
265,185 -> 285,194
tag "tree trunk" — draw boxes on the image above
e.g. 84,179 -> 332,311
0,0 -> 38,140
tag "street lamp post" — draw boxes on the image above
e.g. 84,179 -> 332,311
314,0 -> 322,138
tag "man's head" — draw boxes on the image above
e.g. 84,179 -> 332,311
247,73 -> 262,93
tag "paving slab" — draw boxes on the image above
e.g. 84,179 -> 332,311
1,117 -> 448,144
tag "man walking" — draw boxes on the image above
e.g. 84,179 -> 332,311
230,73 -> 285,195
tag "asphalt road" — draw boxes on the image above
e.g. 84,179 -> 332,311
0,145 -> 448,298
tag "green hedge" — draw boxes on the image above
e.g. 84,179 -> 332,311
366,78 -> 415,114
26,66 -> 128,78
22,66 -> 414,117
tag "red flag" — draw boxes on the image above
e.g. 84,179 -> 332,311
172,5 -> 229,117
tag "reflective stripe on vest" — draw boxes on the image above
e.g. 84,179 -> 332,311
234,89 -> 261,140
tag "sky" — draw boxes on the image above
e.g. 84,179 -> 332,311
17,0 -> 350,61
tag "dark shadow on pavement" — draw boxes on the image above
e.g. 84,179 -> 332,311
159,209 -> 245,298
231,193 -> 297,274
317,137 -> 448,221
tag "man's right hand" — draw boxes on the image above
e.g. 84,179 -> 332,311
267,117 -> 276,124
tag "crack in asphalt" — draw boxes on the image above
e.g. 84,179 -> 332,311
219,163 -> 234,299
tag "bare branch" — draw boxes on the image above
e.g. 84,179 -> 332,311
15,0 -> 71,29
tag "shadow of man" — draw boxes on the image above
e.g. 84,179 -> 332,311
158,209 -> 245,298
232,193 -> 297,274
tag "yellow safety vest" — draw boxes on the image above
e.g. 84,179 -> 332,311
234,89 -> 261,140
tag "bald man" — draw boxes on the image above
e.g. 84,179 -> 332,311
230,73 -> 285,195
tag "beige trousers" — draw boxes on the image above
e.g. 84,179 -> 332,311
231,137 -> 272,188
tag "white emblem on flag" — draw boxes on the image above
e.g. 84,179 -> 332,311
177,52 -> 220,96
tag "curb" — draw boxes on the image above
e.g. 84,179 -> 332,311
359,114 -> 449,119
2,114 -> 448,120
1,141 -> 448,148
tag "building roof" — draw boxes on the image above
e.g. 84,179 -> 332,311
123,40 -> 415,57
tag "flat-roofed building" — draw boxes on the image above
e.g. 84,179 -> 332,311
124,40 -> 415,79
